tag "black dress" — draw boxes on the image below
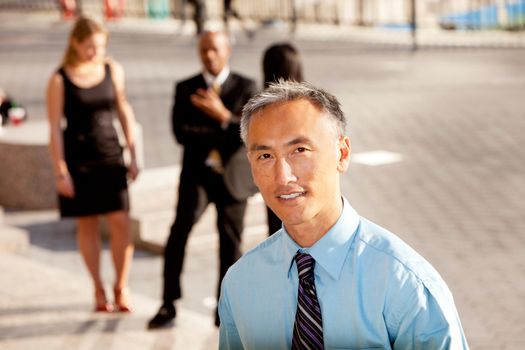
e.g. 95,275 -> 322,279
58,63 -> 129,217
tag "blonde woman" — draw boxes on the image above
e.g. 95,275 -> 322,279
46,17 -> 139,312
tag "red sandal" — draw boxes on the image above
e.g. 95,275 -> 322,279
114,287 -> 134,313
95,288 -> 114,313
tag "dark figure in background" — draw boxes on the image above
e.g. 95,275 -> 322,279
262,42 -> 304,235
187,0 -> 206,35
223,0 -> 240,31
0,88 -> 28,126
223,0 -> 254,39
176,0 -> 206,35
147,30 -> 257,330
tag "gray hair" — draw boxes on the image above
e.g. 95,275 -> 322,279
240,80 -> 346,144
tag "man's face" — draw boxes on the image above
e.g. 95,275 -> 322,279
199,32 -> 231,76
247,99 -> 351,232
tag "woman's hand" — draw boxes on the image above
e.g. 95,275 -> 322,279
56,173 -> 75,198
127,159 -> 140,182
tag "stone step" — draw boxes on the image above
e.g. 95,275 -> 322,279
129,165 -> 179,214
124,165 -> 271,254
0,224 -> 29,253
131,198 -> 270,254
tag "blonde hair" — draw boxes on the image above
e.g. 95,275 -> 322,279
62,17 -> 108,67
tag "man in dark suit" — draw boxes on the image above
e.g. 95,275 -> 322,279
148,30 -> 257,329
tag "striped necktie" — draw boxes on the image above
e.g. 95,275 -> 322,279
292,252 -> 324,350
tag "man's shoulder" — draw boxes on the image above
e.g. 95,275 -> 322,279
356,218 -> 415,255
228,71 -> 256,86
176,73 -> 203,87
355,218 -> 443,283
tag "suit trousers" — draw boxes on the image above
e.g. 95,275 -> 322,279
162,166 -> 247,304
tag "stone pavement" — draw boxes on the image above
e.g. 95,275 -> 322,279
1,11 -> 525,349
0,253 -> 219,349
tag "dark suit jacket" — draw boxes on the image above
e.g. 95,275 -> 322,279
172,72 -> 258,201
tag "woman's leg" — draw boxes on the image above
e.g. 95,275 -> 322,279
106,210 -> 134,310
76,215 -> 110,310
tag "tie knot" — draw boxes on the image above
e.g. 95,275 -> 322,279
294,252 -> 315,281
212,81 -> 221,94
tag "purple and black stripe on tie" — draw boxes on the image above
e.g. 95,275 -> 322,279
292,252 -> 324,350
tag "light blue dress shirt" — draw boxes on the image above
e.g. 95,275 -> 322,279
219,197 -> 469,349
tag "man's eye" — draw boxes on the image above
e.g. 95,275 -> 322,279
295,147 -> 307,153
258,153 -> 272,160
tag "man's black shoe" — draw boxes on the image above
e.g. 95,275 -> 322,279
147,304 -> 176,329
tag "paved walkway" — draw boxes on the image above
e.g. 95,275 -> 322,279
0,253 -> 218,349
1,12 -> 525,349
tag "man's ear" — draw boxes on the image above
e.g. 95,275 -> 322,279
337,136 -> 351,173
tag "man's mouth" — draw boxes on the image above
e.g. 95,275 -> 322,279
278,192 -> 305,200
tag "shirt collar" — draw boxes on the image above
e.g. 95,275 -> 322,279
283,197 -> 360,281
203,66 -> 230,88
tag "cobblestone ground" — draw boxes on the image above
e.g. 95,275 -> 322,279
1,14 -> 525,349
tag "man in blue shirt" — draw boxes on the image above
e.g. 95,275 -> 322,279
218,81 -> 469,349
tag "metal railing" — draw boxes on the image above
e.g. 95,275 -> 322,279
438,0 -> 525,30
1,0 -> 523,30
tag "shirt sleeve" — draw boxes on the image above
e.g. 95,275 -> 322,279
391,280 -> 469,350
218,279 -> 244,350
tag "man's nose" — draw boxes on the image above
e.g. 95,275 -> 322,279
274,157 -> 297,185
204,50 -> 214,60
